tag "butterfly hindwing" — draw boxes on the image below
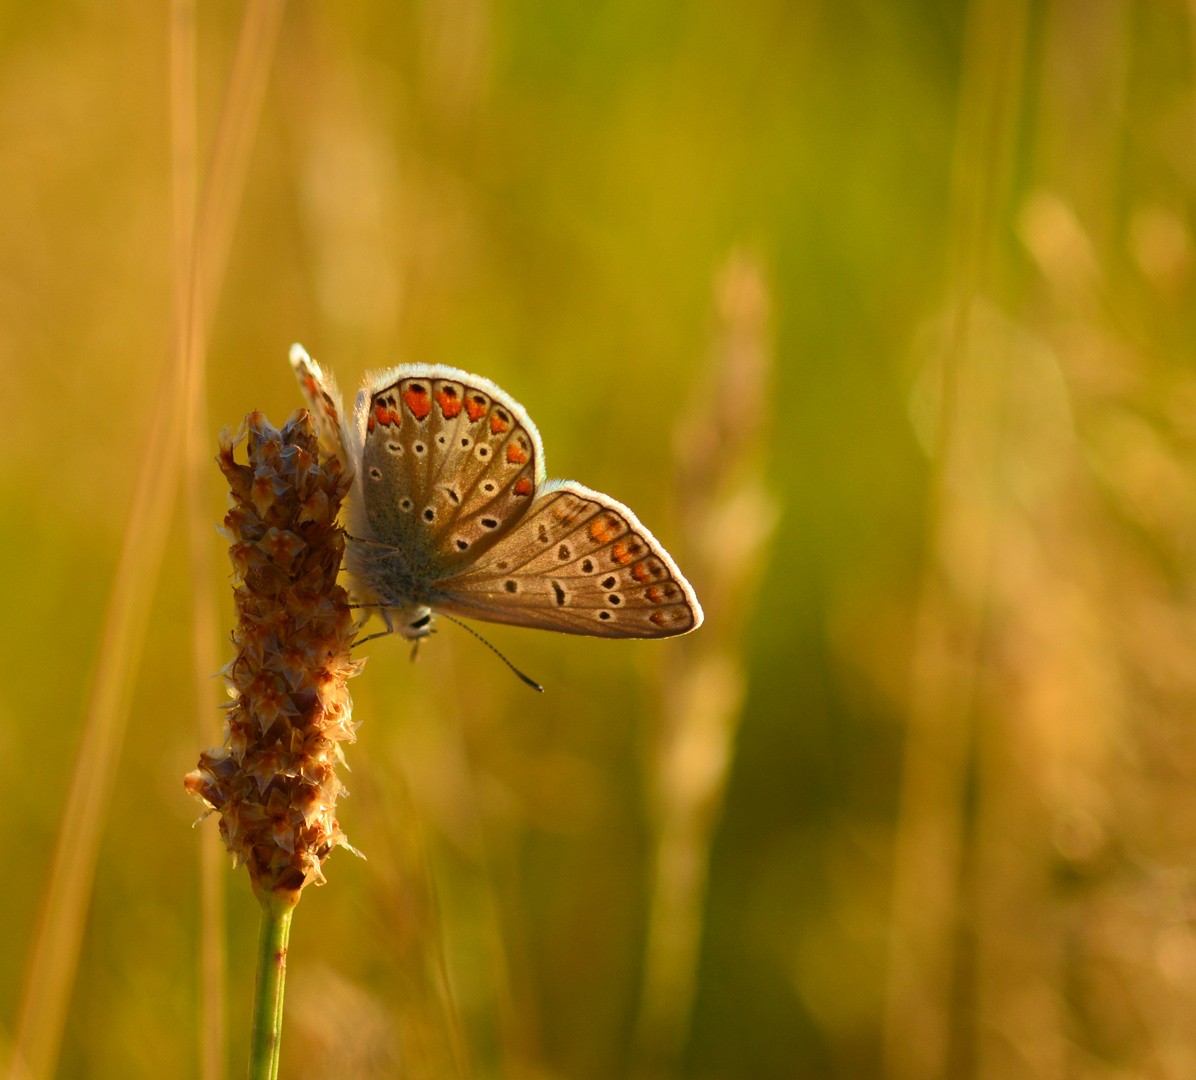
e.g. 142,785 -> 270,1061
358,366 -> 542,576
431,482 -> 703,638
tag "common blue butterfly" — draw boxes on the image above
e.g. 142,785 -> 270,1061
291,344 -> 703,647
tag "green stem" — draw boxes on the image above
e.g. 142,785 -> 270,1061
247,891 -> 297,1080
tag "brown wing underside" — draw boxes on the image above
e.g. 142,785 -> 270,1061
432,483 -> 701,638
359,374 -> 539,575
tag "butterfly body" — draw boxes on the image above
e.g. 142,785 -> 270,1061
291,345 -> 703,642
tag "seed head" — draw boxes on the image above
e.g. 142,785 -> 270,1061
185,410 -> 362,901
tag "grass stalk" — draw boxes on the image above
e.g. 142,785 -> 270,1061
7,357 -> 182,1080
7,8 -> 286,1079
185,410 -> 359,1079
632,251 -> 776,1077
881,0 -> 1030,1077
247,892 -> 298,1080
171,1 -> 229,1077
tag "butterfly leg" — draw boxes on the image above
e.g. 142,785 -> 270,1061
346,603 -> 378,634
345,532 -> 400,550
351,628 -> 394,648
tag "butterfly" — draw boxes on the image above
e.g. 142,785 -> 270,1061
290,344 -> 703,658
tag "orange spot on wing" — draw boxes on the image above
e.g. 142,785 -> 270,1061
514,477 -> 533,496
632,562 -> 652,583
436,389 -> 462,418
375,404 -> 390,426
402,386 -> 431,419
464,396 -> 487,421
367,415 -> 376,432
650,611 -> 667,628
611,541 -> 635,565
646,586 -> 665,603
490,414 -> 510,434
589,516 -> 620,544
506,442 -> 528,465
387,408 -> 400,426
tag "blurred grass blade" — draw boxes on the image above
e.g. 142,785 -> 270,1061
881,1 -> 1030,1078
170,1 -> 227,1078
633,251 -> 778,1077
7,345 -> 183,1080
193,0 -> 287,313
8,5 -> 286,1079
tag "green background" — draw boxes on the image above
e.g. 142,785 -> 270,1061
5,2 -> 1196,1078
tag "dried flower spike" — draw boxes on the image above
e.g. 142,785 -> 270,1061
185,409 -> 362,903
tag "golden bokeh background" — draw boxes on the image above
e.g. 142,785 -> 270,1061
5,1 -> 1196,1078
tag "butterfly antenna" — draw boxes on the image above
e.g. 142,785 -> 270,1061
437,611 -> 544,692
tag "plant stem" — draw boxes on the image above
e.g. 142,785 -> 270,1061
247,891 -> 297,1080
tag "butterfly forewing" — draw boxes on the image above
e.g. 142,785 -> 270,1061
360,370 -> 540,575
290,344 -> 348,462
432,483 -> 702,638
